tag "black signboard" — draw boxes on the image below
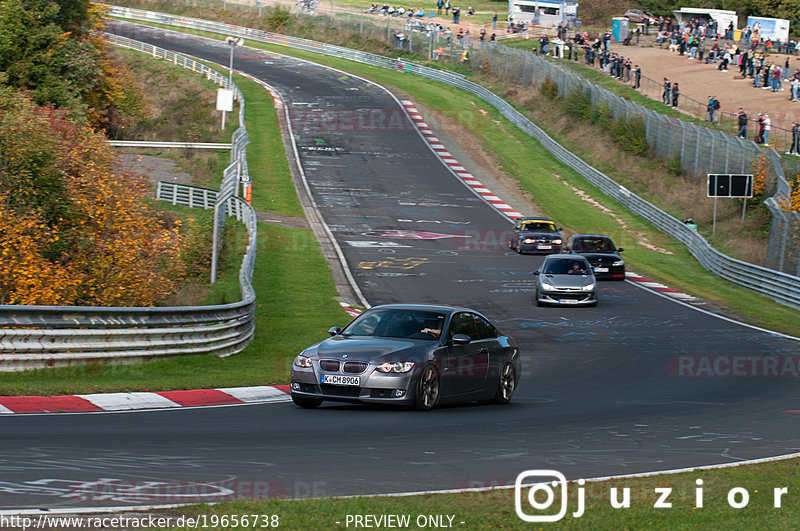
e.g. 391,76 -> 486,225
707,174 -> 753,198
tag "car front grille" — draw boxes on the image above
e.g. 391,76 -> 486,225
343,361 -> 368,373
551,293 -> 592,300
319,359 -> 340,372
320,384 -> 362,397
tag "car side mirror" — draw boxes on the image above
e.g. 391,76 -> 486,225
533,270 -> 540,275
327,326 -> 342,336
451,334 -> 472,345
617,248 -> 624,252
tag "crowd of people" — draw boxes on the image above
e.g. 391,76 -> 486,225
529,18 -> 798,148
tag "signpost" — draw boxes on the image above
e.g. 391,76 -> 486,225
220,36 -> 244,130
707,174 -> 753,236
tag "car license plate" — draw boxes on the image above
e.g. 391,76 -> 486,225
537,245 -> 552,250
559,299 -> 579,304
594,267 -> 609,273
321,374 -> 360,386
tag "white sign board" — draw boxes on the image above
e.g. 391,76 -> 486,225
216,88 -> 234,112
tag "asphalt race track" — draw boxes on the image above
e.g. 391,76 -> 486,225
1,22 -> 799,510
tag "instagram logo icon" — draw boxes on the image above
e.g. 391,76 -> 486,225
515,470 -> 584,522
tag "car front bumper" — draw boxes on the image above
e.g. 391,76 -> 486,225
590,265 -> 625,280
518,243 -> 562,254
290,366 -> 419,405
537,289 -> 596,305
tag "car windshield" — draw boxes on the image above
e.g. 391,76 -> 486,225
543,259 -> 589,275
572,237 -> 615,252
342,309 -> 447,340
521,221 -> 555,232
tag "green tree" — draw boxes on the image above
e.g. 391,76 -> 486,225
0,0 -> 100,117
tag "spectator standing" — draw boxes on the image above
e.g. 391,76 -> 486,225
785,57 -> 791,79
663,78 -> 671,105
437,0 -> 442,15
737,108 -> 748,138
707,96 -> 718,122
633,64 -> 641,89
788,122 -> 800,155
792,75 -> 800,102
763,114 -> 771,146
689,36 -> 698,59
671,82 -> 680,108
444,0 -> 450,14
772,65 -> 782,92
754,113 -> 765,143
492,12 -> 497,30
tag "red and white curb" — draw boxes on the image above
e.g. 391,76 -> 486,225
239,71 -> 284,108
340,302 -> 364,318
625,271 -> 698,302
401,101 -> 523,220
0,385 -> 291,414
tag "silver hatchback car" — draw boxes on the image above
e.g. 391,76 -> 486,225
534,254 -> 597,307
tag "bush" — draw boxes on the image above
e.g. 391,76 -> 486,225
589,102 -> 611,128
565,88 -> 592,120
265,6 -> 291,31
541,76 -> 560,100
666,155 -> 683,176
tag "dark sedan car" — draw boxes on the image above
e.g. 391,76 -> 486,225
567,234 -> 626,280
508,217 -> 564,254
290,304 -> 521,410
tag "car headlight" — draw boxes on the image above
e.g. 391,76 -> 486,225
612,260 -> 625,266
541,282 -> 556,291
523,238 -> 535,244
552,239 -> 562,244
294,354 -> 313,368
376,361 -> 415,373
582,283 -> 596,292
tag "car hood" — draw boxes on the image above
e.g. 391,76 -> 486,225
540,273 -> 594,288
520,231 -> 560,238
310,336 -> 430,361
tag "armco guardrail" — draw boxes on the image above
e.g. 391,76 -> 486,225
0,34 -> 257,371
108,140 -> 232,149
105,5 -> 800,311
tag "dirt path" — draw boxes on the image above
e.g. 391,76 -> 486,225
606,37 -> 800,133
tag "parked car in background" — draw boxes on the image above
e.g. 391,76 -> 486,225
508,217 -> 564,254
623,9 -> 654,22
567,234 -> 625,280
290,304 -> 521,410
534,254 -> 597,307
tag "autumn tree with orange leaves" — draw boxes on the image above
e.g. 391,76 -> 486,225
0,91 -> 186,306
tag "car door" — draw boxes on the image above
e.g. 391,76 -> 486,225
443,312 -> 490,396
472,313 -> 501,386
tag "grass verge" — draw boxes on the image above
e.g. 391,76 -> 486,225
167,457 -> 800,528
